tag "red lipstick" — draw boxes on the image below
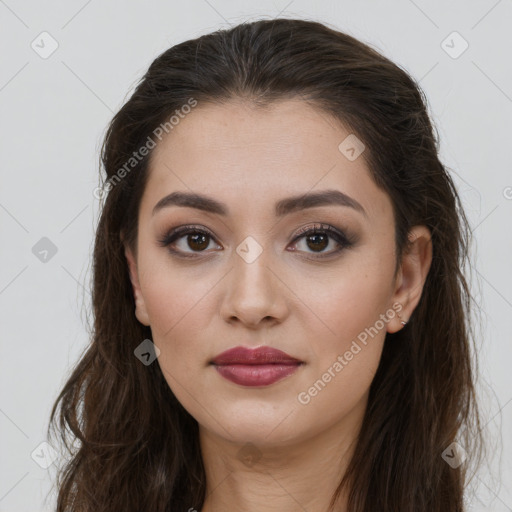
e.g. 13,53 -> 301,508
211,346 -> 303,387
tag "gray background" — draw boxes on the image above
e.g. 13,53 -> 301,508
1,0 -> 511,510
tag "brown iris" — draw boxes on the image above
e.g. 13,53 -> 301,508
305,232 -> 329,252
187,233 -> 210,251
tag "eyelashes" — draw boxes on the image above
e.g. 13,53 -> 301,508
290,223 -> 355,257
157,223 -> 355,260
158,225 -> 220,258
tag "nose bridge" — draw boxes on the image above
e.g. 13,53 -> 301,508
221,235 -> 284,325
232,237 -> 274,299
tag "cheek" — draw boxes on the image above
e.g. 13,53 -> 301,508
300,262 -> 393,354
138,258 -> 219,377
141,279 -> 209,397
305,288 -> 388,389
292,261 -> 394,414
139,246 -> 210,326
292,280 -> 389,430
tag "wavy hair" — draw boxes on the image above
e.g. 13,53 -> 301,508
47,18 -> 486,511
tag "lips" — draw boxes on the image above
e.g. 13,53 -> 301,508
211,345 -> 302,365
210,346 -> 303,387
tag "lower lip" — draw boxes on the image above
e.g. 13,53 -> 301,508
213,363 -> 302,386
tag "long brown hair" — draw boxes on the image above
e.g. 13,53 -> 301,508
47,18 -> 486,511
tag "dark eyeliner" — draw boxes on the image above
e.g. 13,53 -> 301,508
157,224 -> 218,259
157,224 -> 215,247
290,223 -> 355,258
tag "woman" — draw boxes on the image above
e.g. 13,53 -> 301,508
47,18 -> 486,511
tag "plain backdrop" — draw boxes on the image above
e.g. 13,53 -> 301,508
1,1 -> 511,510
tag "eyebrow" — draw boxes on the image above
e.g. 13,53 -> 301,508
152,189 -> 367,218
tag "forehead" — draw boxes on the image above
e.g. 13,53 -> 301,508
141,99 -> 392,223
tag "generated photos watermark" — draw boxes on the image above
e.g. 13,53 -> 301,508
93,97 -> 198,200
297,302 -> 403,405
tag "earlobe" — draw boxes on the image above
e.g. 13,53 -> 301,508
387,226 -> 433,334
124,245 -> 151,327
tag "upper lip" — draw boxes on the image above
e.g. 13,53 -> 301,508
211,346 -> 302,365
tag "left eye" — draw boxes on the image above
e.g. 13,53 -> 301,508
158,223 -> 353,258
289,224 -> 352,257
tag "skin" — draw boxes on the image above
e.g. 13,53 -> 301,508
124,98 -> 432,512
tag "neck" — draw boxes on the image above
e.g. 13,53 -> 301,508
198,397 -> 366,512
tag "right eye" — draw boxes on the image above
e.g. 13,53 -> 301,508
158,225 -> 222,258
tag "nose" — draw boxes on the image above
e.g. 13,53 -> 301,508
219,245 -> 289,329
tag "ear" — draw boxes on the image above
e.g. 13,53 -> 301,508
387,225 -> 433,334
124,244 -> 151,326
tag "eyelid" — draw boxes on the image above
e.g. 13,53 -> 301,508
157,224 -> 220,250
288,223 -> 355,257
161,224 -> 217,241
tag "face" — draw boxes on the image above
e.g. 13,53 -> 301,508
124,98 -> 430,448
